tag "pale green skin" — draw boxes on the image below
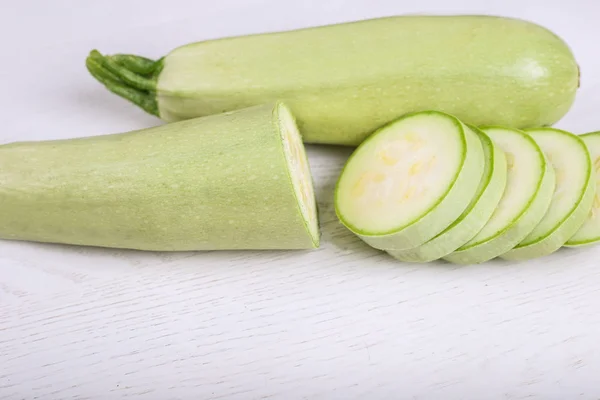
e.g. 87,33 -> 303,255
444,127 -> 556,265
502,128 -> 594,261
0,103 -> 319,251
566,132 -> 600,247
335,111 -> 484,251
156,15 -> 579,146
388,127 -> 507,263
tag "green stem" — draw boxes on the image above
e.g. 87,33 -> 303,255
110,54 -> 158,75
111,54 -> 165,82
88,50 -> 156,91
85,50 -> 162,117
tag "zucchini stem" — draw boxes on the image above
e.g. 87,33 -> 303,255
110,54 -> 160,75
85,50 -> 162,117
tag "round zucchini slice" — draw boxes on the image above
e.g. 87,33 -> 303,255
565,131 -> 600,247
502,128 -> 594,260
335,111 -> 484,251
444,127 -> 555,264
388,126 -> 507,262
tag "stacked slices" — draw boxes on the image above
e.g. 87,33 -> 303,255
335,111 -> 600,264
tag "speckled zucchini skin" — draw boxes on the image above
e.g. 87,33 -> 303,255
0,103 -> 319,251
155,15 -> 579,145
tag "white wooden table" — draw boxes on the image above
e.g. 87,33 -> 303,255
2,0 -> 600,398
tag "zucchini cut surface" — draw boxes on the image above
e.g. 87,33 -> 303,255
335,111 -> 484,251
502,128 -> 594,260
565,131 -> 600,247
389,127 -> 507,262
445,127 -> 555,264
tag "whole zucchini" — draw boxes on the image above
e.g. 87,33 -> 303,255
87,15 -> 579,146
0,103 -> 320,251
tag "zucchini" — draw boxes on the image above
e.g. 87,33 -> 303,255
502,128 -> 594,260
565,131 -> 600,247
388,126 -> 507,262
334,111 -> 484,251
86,15 -> 579,146
0,103 -> 320,251
444,127 -> 555,264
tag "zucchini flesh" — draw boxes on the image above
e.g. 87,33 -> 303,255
502,128 -> 594,260
87,15 -> 579,146
335,111 -> 484,251
388,126 -> 507,262
565,131 -> 600,246
0,103 -> 320,251
444,127 -> 555,264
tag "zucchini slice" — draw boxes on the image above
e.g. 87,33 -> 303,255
444,127 -> 555,264
565,131 -> 600,247
335,111 -> 484,251
502,128 -> 594,260
388,126 -> 507,262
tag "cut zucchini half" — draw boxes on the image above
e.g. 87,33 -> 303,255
0,102 -> 320,251
388,126 -> 507,262
335,111 -> 485,251
565,131 -> 600,247
444,127 -> 556,264
502,128 -> 594,260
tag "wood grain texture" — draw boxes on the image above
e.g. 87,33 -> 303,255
2,0 -> 600,399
